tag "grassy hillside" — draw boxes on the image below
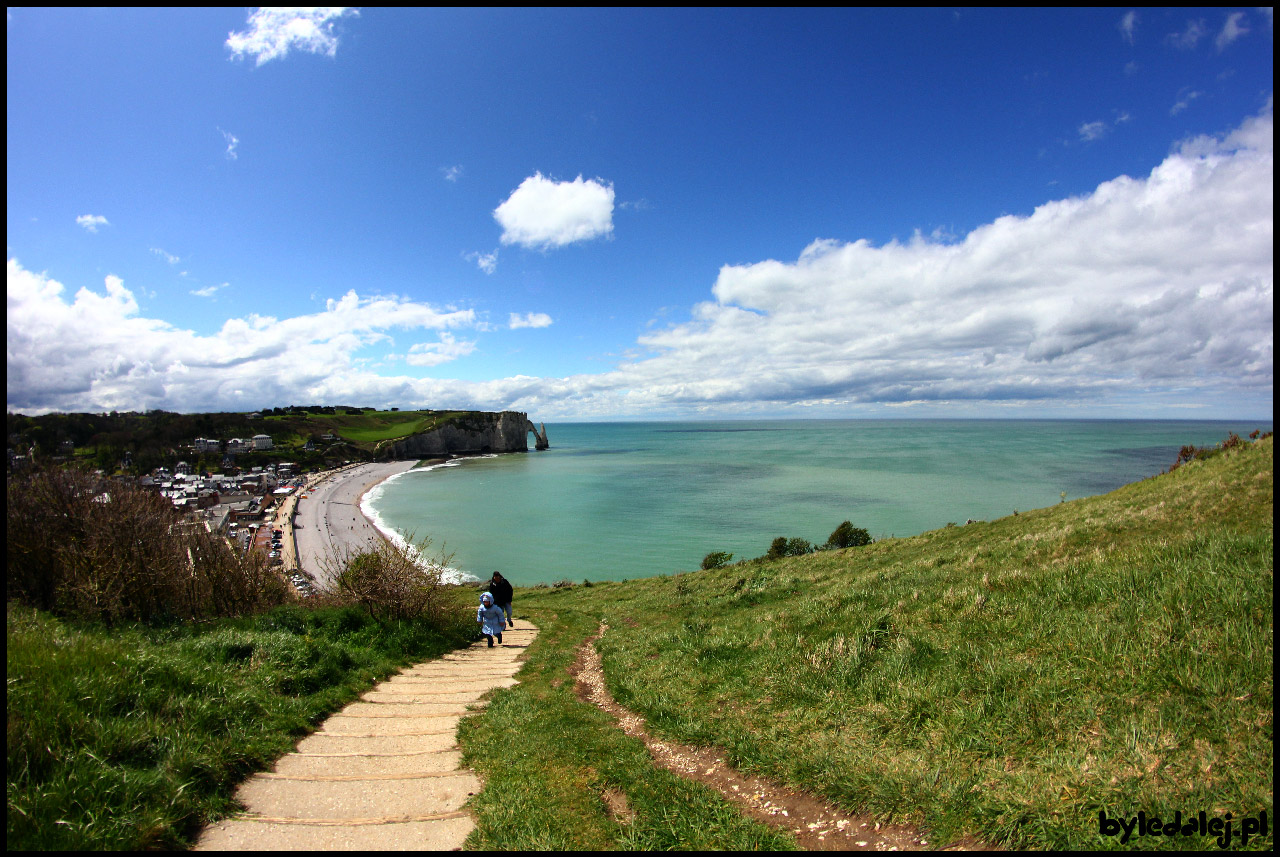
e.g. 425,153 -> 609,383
465,436 -> 1272,850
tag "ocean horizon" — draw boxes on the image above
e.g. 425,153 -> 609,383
362,419 -> 1271,587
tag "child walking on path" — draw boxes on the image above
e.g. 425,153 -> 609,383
477,592 -> 507,647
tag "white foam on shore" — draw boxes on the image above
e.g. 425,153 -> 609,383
360,459 -> 495,585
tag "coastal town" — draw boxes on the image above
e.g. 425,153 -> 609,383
7,428 -> 355,599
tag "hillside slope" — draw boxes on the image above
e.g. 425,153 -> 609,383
501,436 -> 1272,849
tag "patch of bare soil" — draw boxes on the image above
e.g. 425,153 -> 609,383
571,624 -> 995,851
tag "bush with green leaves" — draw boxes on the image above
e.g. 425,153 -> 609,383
825,520 -> 871,549
764,536 -> 813,560
701,551 -> 734,570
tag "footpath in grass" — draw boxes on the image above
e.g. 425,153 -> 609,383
490,435 -> 1272,850
6,602 -> 473,850
457,609 -> 800,850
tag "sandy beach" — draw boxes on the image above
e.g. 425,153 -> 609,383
289,460 -> 420,588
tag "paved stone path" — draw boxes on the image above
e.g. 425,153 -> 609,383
196,623 -> 536,851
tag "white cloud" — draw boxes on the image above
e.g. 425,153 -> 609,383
8,109 -> 1273,420
494,172 -> 615,250
1166,19 -> 1207,50
1078,120 -> 1108,142
6,263 -> 480,413
190,283 -> 228,299
441,165 -> 463,182
76,214 -> 109,233
1118,11 -> 1138,44
1171,89 -> 1201,116
405,332 -> 477,367
226,8 -> 359,66
466,249 -> 498,274
580,109 -> 1272,416
509,312 -> 553,330
219,128 -> 240,160
151,247 -> 181,265
1215,12 -> 1249,51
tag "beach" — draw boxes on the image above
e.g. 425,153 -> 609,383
288,461 -> 419,588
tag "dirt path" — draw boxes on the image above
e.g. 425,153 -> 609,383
195,623 -> 537,850
572,623 -> 993,852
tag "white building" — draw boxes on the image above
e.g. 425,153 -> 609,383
194,437 -> 221,454
252,434 -> 273,451
226,438 -> 251,454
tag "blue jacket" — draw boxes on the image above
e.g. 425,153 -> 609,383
477,594 -> 506,635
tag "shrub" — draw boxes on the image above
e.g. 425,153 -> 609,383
764,536 -> 814,559
323,534 -> 458,625
6,466 -> 288,623
826,521 -> 871,549
701,551 -> 734,570
785,537 -> 813,556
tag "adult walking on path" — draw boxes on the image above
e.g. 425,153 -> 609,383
195,623 -> 537,850
488,571 -> 515,629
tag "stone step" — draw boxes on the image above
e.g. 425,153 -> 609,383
270,749 -> 463,778
381,680 -> 517,690
337,701 -> 476,718
197,813 -> 473,850
235,770 -> 481,820
318,714 -> 464,735
293,731 -> 458,755
362,690 -> 495,704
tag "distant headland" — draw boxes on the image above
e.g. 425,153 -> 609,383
6,407 -> 548,476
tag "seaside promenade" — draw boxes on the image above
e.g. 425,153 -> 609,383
195,623 -> 536,850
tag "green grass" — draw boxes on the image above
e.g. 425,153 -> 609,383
456,609 -> 798,850
6,601 -> 474,850
9,435 -> 1271,850
496,436 -> 1273,850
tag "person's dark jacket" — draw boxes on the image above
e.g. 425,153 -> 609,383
488,575 -> 514,605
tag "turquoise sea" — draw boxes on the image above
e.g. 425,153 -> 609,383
363,420 -> 1271,587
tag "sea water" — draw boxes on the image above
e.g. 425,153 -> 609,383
363,420 -> 1270,586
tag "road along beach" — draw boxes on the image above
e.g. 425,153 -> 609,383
291,461 -> 420,589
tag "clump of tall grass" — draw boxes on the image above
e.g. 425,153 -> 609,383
7,466 -> 288,623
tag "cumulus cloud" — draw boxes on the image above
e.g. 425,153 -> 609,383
76,214 -> 109,233
509,312 -> 553,329
405,332 -> 477,367
494,172 -> 615,249
226,8 -> 358,66
6,263 -> 481,413
584,108 -> 1272,416
8,108 -> 1273,419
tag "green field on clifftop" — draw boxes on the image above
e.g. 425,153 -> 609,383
464,435 -> 1273,850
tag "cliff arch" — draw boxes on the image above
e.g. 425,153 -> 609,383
527,420 -> 550,450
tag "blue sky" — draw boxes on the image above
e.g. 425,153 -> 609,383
7,8 -> 1273,419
